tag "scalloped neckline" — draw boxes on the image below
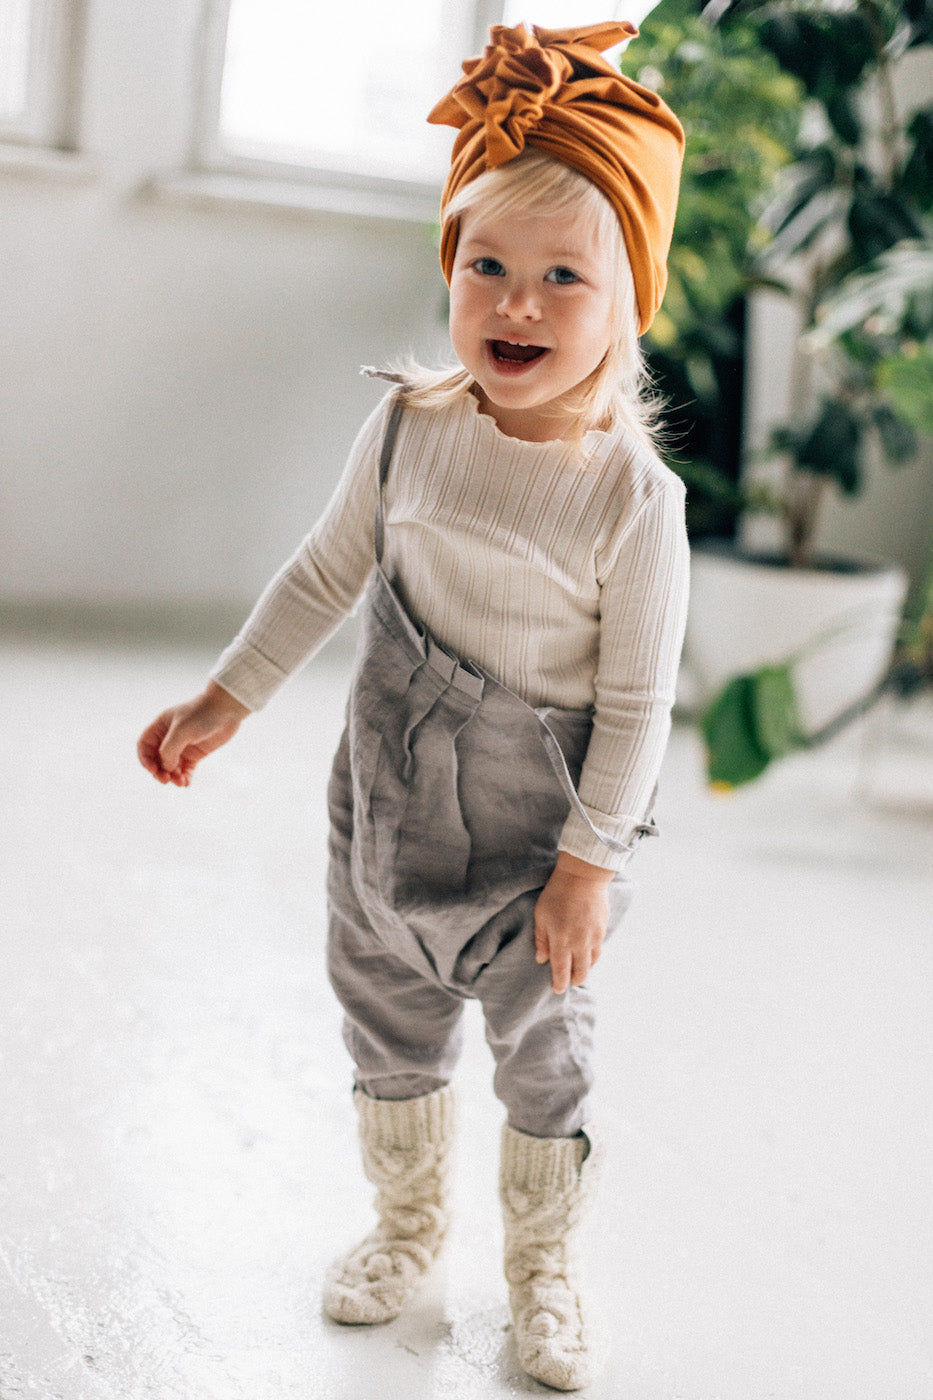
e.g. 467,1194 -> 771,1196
462,387 -> 608,452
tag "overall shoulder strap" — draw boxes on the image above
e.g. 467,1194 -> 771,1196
537,715 -> 659,857
373,391 -> 406,566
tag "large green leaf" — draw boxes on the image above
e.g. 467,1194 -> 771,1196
757,10 -> 877,99
872,402 -> 920,461
879,347 -> 933,434
764,147 -> 837,238
796,398 -> 863,492
826,87 -> 861,147
751,665 -> 807,758
829,12 -> 882,86
902,108 -> 933,210
757,14 -> 826,93
904,0 -> 933,46
805,242 -> 933,348
701,663 -> 808,787
848,178 -> 927,263
701,675 -> 771,786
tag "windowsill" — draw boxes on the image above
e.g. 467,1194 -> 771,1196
0,141 -> 95,179
145,168 -> 441,225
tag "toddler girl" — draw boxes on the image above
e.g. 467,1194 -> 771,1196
138,21 -> 686,1391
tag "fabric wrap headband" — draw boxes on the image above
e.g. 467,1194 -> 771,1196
428,21 -> 685,335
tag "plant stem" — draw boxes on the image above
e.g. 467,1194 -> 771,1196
790,472 -> 829,568
784,311 -> 814,563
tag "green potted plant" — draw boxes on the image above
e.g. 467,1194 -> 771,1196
666,0 -> 933,785
621,0 -> 803,539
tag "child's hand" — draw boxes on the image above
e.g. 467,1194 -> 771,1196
137,681 -> 250,787
534,852 -> 614,994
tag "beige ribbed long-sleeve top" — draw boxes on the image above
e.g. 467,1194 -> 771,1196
211,389 -> 690,870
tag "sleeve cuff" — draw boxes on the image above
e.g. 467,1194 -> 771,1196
558,804 -> 656,872
209,640 -> 291,713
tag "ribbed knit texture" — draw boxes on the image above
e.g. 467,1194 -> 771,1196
500,1122 -> 588,1193
212,390 -> 689,869
353,1084 -> 456,1150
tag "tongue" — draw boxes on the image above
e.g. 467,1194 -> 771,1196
492,341 -> 545,363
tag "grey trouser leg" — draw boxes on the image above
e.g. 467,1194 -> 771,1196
463,891 -> 596,1139
328,874 -> 596,1137
327,904 -> 465,1102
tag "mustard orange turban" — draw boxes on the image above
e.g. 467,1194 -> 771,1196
428,22 -> 685,335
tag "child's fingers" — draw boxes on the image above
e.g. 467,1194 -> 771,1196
139,687 -> 246,786
576,929 -> 604,982
569,946 -> 595,988
138,713 -> 200,782
137,718 -> 171,778
157,722 -> 189,776
158,717 -> 218,776
537,925 -> 603,994
535,920 -> 572,994
533,865 -> 610,992
550,949 -> 573,995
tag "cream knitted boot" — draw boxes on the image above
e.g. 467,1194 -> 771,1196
323,1085 -> 455,1325
500,1123 -> 606,1391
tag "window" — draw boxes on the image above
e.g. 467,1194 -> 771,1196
198,0 -> 643,210
199,0 -> 480,199
0,0 -> 80,148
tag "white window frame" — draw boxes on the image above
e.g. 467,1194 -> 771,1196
0,0 -> 83,150
189,0 -> 504,222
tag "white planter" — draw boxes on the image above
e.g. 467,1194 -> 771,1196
683,544 -> 909,733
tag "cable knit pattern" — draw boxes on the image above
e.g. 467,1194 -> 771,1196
500,1123 -> 606,1390
323,1087 -> 455,1325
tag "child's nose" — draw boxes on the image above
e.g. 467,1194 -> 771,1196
496,281 -> 542,321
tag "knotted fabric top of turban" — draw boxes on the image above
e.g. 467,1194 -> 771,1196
428,21 -> 685,335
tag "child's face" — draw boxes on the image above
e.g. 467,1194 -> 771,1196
448,205 -> 615,442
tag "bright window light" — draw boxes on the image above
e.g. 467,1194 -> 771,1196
218,0 -> 467,183
0,0 -> 31,122
502,2 -> 658,32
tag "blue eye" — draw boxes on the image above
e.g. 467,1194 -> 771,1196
546,266 -> 579,285
474,257 -> 505,276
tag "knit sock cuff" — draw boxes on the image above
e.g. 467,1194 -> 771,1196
354,1084 -> 456,1149
500,1123 -> 589,1193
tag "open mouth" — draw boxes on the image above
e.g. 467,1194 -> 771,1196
489,340 -> 548,365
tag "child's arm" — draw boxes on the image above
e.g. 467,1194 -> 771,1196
559,472 -> 690,868
534,852 -> 614,995
539,470 -> 690,994
137,681 -> 251,787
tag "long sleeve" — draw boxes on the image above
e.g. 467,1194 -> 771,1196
557,475 -> 690,869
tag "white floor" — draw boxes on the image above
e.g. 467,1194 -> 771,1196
1,635 -> 931,1400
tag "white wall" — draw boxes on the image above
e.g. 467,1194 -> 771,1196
1,4 -> 930,640
0,0 -> 451,631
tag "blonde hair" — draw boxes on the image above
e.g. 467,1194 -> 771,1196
395,151 -> 661,450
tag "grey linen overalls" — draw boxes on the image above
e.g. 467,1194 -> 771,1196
326,394 -> 652,1139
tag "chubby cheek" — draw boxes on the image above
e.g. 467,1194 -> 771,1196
448,280 -> 483,362
571,310 -> 613,379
